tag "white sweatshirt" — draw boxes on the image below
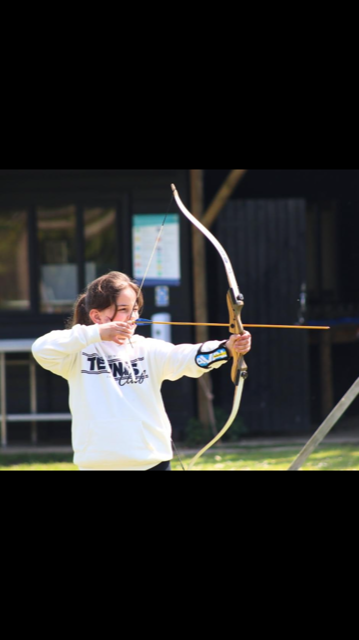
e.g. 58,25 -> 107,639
31,324 -> 231,470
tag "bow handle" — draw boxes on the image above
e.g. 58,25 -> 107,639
226,290 -> 248,386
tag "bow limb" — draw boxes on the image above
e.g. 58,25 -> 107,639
187,377 -> 246,470
171,184 -> 249,468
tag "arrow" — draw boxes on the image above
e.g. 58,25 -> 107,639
135,319 -> 330,330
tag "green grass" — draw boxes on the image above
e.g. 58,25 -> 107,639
172,444 -> 359,471
0,443 -> 359,470
0,453 -> 77,471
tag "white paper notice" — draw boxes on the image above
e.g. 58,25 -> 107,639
132,214 -> 181,286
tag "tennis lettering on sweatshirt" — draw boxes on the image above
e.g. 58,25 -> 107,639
82,351 -> 149,385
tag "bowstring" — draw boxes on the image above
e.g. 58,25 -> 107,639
171,439 -> 186,472
135,193 -> 173,305
132,191 -> 187,470
128,194 -> 173,342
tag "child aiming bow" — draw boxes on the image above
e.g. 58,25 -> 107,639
32,271 -> 252,471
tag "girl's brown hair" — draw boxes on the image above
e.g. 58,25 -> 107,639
68,271 -> 144,327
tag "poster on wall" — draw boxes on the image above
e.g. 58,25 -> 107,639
132,214 -> 181,286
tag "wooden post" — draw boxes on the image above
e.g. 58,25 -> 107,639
190,170 -> 215,432
189,169 -> 249,433
190,170 -> 208,344
0,353 -> 7,446
320,329 -> 334,420
288,377 -> 359,471
201,170 -> 248,229
30,356 -> 38,445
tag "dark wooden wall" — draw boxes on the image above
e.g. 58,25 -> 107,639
208,198 -> 310,434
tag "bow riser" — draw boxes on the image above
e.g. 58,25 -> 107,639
226,290 -> 248,385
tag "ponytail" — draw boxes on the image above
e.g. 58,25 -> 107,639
68,293 -> 90,328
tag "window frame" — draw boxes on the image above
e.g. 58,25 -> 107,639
0,193 -> 131,324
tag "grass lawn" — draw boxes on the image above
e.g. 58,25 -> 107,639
0,443 -> 359,470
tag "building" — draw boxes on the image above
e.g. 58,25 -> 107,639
0,169 -> 358,446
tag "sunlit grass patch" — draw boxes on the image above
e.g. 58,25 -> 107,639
171,444 -> 359,471
0,444 -> 358,471
0,453 -> 77,471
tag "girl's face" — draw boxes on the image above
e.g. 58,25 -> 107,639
91,286 -> 139,326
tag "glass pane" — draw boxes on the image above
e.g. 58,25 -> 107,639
84,206 -> 116,284
0,209 -> 30,310
37,205 -> 77,313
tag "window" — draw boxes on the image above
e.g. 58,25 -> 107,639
37,205 -> 77,314
84,206 -> 117,285
0,199 -> 126,316
0,209 -> 30,310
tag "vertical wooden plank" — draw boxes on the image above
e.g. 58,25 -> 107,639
117,193 -> 132,276
188,169 -> 217,434
320,329 -> 334,419
76,205 -> 85,293
28,205 -> 40,314
0,352 -> 7,446
30,356 -> 38,445
267,199 -> 280,432
276,200 -> 287,432
255,200 -> 267,432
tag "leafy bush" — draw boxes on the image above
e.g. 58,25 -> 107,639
184,407 -> 247,446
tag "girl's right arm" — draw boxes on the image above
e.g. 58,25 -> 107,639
32,324 -> 101,379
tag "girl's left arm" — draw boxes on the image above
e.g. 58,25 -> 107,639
154,331 -> 251,382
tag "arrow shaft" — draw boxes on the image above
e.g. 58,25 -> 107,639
136,320 -> 330,330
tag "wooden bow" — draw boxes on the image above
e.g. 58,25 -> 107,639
171,184 -> 249,469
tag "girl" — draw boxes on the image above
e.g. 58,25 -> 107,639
32,271 -> 252,471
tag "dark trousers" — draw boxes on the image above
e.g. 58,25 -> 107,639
147,461 -> 171,471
